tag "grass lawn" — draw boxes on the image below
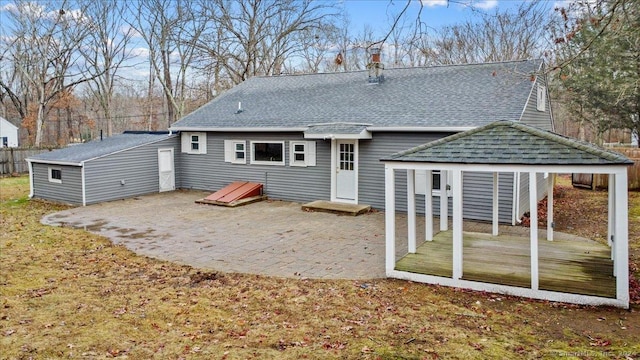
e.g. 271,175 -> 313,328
1,175 -> 639,359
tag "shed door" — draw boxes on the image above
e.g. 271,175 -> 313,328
158,148 -> 175,192
336,140 -> 357,202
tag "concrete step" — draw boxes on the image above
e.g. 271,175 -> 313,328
301,200 -> 371,216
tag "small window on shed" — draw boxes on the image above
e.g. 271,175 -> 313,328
537,85 -> 546,112
48,167 -> 62,184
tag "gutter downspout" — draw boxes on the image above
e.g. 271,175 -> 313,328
81,162 -> 86,206
27,160 -> 34,199
512,172 -> 520,225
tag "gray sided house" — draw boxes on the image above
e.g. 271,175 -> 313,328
171,59 -> 554,224
27,132 -> 179,205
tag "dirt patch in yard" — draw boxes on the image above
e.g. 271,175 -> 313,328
1,176 -> 639,359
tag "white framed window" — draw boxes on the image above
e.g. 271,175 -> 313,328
415,170 -> 451,196
250,141 -> 285,165
48,167 -> 62,183
289,141 -> 316,167
536,85 -> 546,112
224,140 -> 246,164
181,132 -> 207,154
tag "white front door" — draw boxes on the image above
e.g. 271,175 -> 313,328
158,148 -> 175,192
335,140 -> 357,202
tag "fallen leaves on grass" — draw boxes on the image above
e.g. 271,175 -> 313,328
1,176 -> 640,359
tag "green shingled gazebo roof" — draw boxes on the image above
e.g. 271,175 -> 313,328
382,121 -> 633,165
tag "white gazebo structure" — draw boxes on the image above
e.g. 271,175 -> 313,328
382,121 -> 633,308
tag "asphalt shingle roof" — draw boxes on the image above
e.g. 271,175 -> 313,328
171,60 -> 543,130
382,121 -> 634,165
28,132 -> 177,164
305,123 -> 370,135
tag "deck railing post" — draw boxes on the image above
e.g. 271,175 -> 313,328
608,173 -> 615,262
492,172 -> 499,236
546,174 -> 554,241
385,166 -> 396,275
614,170 -> 629,307
407,169 -> 416,253
425,170 -> 433,241
440,170 -> 448,231
452,169 -> 463,280
529,172 -> 539,291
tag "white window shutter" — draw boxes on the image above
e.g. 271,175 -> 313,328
289,142 -> 295,166
224,140 -> 233,162
181,132 -> 190,153
199,133 -> 207,154
307,141 -> 316,166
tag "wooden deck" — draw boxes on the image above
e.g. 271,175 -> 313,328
395,231 -> 616,298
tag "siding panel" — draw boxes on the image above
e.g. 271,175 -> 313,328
359,133 -> 515,223
31,163 -> 83,205
178,133 -> 331,203
84,136 -> 180,204
520,75 -> 553,131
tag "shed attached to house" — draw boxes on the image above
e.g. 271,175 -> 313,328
26,132 -> 179,206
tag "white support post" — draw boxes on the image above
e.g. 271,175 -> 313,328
613,170 -> 629,306
407,169 -> 416,253
440,170 -> 448,231
492,172 -> 499,236
546,174 -> 554,241
385,166 -> 396,275
452,170 -> 463,280
529,172 -> 539,291
425,170 -> 433,241
608,174 -> 615,262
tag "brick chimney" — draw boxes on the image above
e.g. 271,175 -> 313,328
368,47 -> 384,84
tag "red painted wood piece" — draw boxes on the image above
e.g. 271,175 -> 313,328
204,182 -> 263,203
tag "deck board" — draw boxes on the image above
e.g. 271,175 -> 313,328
395,231 -> 615,298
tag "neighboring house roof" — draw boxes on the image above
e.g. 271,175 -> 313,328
382,121 -> 634,165
171,59 -> 544,132
0,116 -> 19,130
27,132 -> 177,166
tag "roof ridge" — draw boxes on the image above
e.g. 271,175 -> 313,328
508,122 -> 630,162
388,121 -> 508,159
387,120 -> 633,165
250,59 -> 542,80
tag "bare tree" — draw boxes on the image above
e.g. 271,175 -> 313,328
427,1 -> 552,65
0,0 -> 102,146
80,0 -> 135,136
129,0 -> 206,126
197,0 -> 336,84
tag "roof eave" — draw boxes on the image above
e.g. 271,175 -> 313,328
169,126 -> 307,132
304,130 -> 372,140
26,158 -> 83,166
367,126 -> 476,132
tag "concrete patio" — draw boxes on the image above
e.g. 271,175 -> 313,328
41,190 -> 602,281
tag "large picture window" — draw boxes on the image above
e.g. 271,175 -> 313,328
251,141 -> 284,165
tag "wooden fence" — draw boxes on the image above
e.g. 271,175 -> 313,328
572,147 -> 640,191
0,148 -> 59,175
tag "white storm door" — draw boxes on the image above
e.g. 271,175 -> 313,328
336,140 -> 357,202
158,148 -> 175,192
